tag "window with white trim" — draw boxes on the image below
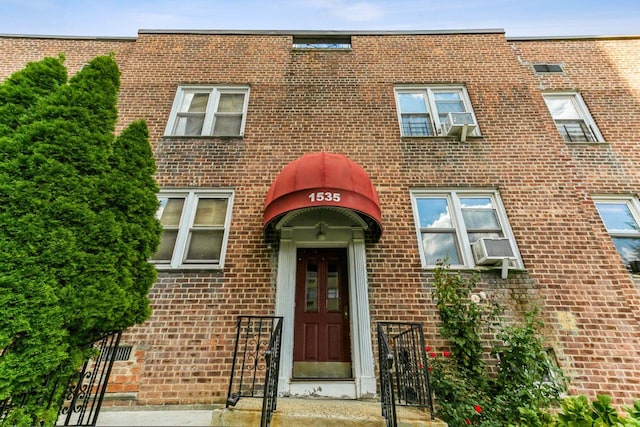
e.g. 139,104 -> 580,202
410,189 -> 521,268
165,86 -> 249,137
394,86 -> 479,137
152,189 -> 234,269
593,196 -> 640,268
543,92 -> 603,143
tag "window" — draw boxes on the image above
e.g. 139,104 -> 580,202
394,86 -> 478,137
152,189 -> 234,269
543,92 -> 603,143
165,86 -> 249,137
410,189 -> 521,268
292,35 -> 351,49
594,196 -> 640,268
533,63 -> 564,73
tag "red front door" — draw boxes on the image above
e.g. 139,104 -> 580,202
293,248 -> 351,378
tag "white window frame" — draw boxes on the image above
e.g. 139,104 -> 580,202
152,189 -> 234,270
164,85 -> 250,137
593,195 -> 640,267
394,85 -> 480,137
542,92 -> 604,143
410,189 -> 522,269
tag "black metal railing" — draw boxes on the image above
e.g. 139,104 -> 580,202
260,318 -> 283,427
377,322 -> 434,426
377,324 -> 398,427
556,119 -> 597,142
226,316 -> 283,426
1,331 -> 122,427
57,331 -> 123,426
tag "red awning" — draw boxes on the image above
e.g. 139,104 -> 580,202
263,152 -> 382,241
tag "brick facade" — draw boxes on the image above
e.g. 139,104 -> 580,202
2,30 -> 640,407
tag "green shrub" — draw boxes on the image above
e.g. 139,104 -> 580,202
429,261 -> 565,426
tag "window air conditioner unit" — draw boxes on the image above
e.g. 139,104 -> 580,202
442,112 -> 476,141
471,238 -> 515,266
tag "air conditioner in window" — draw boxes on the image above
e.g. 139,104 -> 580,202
442,112 -> 476,141
471,238 -> 515,266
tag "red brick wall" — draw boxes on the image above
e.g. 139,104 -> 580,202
2,31 -> 640,407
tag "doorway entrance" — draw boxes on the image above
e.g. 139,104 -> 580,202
293,248 -> 351,379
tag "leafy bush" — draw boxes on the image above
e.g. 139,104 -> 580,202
429,261 -> 566,425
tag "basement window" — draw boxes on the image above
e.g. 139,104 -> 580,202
292,35 -> 351,49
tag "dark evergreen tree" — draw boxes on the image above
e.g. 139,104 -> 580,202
0,54 -> 160,426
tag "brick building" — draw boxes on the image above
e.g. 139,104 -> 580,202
1,29 -> 640,409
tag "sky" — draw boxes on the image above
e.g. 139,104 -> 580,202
0,0 -> 639,39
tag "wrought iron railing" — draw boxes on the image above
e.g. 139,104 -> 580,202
226,316 -> 283,427
377,324 -> 398,427
377,322 -> 434,427
1,331 -> 122,427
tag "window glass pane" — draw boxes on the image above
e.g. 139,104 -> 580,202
185,230 -> 223,261
153,230 -> 178,261
434,92 -> 462,101
422,232 -> 460,265
194,198 -> 228,226
213,115 -> 242,136
180,93 -> 209,113
402,114 -> 432,136
459,197 -> 492,209
611,237 -> 640,263
158,198 -> 184,226
306,259 -> 318,312
545,97 -> 580,120
399,93 -> 428,113
596,202 -> 639,232
174,115 -> 205,135
217,93 -> 245,112
463,210 -> 500,230
327,259 -> 339,312
417,198 -> 452,228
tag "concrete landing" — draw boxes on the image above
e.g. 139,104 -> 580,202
212,397 -> 447,426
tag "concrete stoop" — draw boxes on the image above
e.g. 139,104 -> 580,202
212,398 -> 447,426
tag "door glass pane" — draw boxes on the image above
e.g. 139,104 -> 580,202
417,198 -> 452,228
596,202 -> 639,232
422,232 -> 460,265
305,259 -> 318,312
185,230 -> 223,261
194,198 -> 228,226
327,259 -> 339,312
217,93 -> 245,112
158,198 -> 184,226
213,115 -> 242,136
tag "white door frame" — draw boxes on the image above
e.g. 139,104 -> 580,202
273,210 -> 377,399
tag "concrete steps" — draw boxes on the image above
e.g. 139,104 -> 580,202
212,397 -> 447,426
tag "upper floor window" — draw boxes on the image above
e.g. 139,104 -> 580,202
292,35 -> 351,49
152,189 -> 234,269
593,196 -> 640,269
543,92 -> 603,143
165,86 -> 249,137
395,86 -> 479,138
411,189 -> 521,269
